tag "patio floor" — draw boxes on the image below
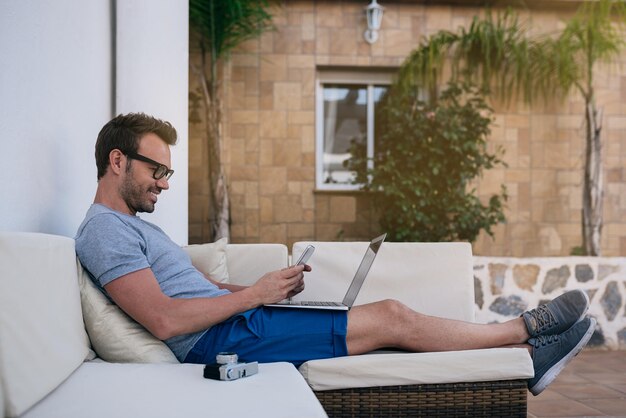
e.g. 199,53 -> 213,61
527,350 -> 626,417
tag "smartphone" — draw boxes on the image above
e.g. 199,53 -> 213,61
294,245 -> 315,266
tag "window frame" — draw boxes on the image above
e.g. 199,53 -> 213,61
315,69 -> 394,191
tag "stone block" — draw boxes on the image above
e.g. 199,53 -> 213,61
557,115 -> 582,130
245,182 -> 259,209
287,223 -> 315,239
273,26 -> 302,55
505,114 -> 530,128
273,139 -> 302,167
542,265 -> 570,294
489,295 -> 528,316
488,263 -> 508,295
245,209 -> 260,237
273,195 -> 303,222
329,196 -> 356,223
316,223 -> 343,241
260,224 -> 287,243
301,13 -> 315,41
231,53 -> 258,68
544,141 -> 572,169
538,226 -> 563,255
513,264 -> 539,291
259,139 -> 273,166
260,81 -> 274,110
575,264 -> 594,282
287,167 -> 314,181
259,167 -> 287,194
329,28 -> 358,56
383,29 -> 414,57
231,110 -> 258,124
600,281 -> 622,321
316,28 -> 330,55
288,54 -> 315,69
287,110 -> 314,125
260,54 -> 287,82
315,3 -> 343,27
230,166 -> 259,181
425,6 -> 452,32
260,196 -> 273,223
259,110 -> 287,138
315,195 -> 330,222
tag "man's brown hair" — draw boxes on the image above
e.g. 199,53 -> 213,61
95,113 -> 177,179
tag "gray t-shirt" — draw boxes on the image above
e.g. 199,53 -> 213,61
75,203 -> 230,361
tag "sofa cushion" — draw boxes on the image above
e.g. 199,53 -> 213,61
78,261 -> 179,364
299,348 -> 534,391
21,362 -> 327,418
182,237 -> 230,283
292,241 -> 475,322
0,232 -> 92,417
225,243 -> 289,286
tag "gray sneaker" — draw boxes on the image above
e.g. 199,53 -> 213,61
528,316 -> 596,396
523,289 -> 589,338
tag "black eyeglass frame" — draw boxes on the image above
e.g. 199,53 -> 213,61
124,151 -> 174,180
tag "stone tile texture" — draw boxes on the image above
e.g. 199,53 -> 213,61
188,0 -> 626,258
474,256 -> 626,350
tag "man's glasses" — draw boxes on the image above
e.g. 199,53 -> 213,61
125,151 -> 174,180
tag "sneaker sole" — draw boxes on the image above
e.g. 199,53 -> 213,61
529,317 -> 596,396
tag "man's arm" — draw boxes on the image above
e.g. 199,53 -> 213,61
104,265 -> 307,340
205,266 -> 309,295
205,276 -> 248,293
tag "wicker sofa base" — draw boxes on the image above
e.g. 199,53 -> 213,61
315,379 -> 528,418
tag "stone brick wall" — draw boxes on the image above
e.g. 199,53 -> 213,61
474,257 -> 626,350
189,0 -> 626,256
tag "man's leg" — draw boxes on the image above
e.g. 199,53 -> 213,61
344,290 -> 595,397
345,299 -> 529,355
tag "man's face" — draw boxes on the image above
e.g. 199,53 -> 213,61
119,133 -> 172,215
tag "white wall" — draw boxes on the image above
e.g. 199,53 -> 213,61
0,0 -> 189,244
116,0 -> 189,244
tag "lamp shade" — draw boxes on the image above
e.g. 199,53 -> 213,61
365,0 -> 384,31
364,0 -> 384,44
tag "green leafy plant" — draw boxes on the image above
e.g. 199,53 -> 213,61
347,81 -> 507,243
397,1 -> 626,255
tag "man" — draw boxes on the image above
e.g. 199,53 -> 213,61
76,113 -> 595,396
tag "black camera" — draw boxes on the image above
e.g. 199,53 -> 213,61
203,352 -> 259,381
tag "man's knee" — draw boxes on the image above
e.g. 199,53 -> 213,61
377,298 -> 412,321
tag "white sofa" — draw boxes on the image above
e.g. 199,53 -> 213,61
0,232 -> 533,418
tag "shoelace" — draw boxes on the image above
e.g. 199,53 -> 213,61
532,333 -> 559,348
528,304 -> 557,333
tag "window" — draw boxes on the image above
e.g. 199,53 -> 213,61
315,70 -> 394,190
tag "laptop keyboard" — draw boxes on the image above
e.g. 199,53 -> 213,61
299,301 -> 343,307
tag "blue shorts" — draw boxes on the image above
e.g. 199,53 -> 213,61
184,307 -> 348,367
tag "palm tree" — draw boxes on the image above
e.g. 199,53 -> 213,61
397,0 -> 626,255
189,0 -> 274,241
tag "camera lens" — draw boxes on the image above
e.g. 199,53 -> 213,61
216,352 -> 238,364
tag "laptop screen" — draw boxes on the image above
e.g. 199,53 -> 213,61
341,233 -> 386,306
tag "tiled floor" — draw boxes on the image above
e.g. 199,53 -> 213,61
528,350 -> 626,417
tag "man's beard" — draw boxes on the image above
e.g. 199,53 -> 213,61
120,172 -> 156,214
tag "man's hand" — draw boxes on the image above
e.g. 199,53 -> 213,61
251,264 -> 310,304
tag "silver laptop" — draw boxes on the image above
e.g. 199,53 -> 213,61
266,233 -> 386,311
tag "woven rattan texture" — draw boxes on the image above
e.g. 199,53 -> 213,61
315,379 -> 528,418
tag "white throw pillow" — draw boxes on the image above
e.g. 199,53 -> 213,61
182,237 -> 230,283
77,238 -> 230,364
77,260 -> 179,364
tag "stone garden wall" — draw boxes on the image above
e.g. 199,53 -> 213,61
473,257 -> 626,350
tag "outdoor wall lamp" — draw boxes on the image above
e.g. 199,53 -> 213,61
364,0 -> 384,44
